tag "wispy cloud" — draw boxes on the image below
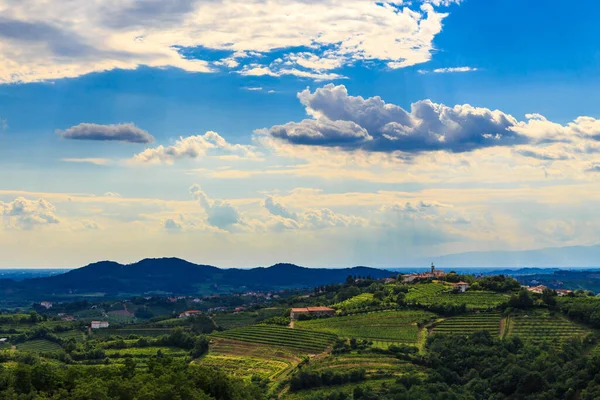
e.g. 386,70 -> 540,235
418,66 -> 479,74
61,158 -> 113,166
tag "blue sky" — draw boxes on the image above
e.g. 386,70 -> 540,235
1,0 -> 599,268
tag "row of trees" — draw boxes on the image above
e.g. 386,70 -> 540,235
0,356 -> 265,400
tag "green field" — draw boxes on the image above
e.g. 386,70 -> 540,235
507,312 -> 588,343
296,310 -> 435,347
309,352 -> 413,375
332,293 -> 376,311
433,313 -> 503,336
17,340 -> 63,353
405,283 -> 509,309
212,308 -> 285,330
56,330 -> 86,342
282,378 -> 398,400
213,325 -> 336,353
196,354 -> 291,380
91,328 -> 173,338
106,313 -> 136,324
104,346 -> 188,358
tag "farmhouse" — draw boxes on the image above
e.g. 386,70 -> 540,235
290,306 -> 335,320
454,281 -> 469,293
91,321 -> 109,329
527,285 -> 548,294
178,310 -> 202,318
556,289 -> 573,297
40,301 -> 53,309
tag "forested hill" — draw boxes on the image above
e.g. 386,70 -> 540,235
1,258 -> 394,299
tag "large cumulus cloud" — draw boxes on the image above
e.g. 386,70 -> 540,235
268,84 -> 526,153
266,84 -> 600,155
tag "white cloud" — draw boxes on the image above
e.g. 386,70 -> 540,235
81,220 -> 100,230
164,218 -> 183,231
189,184 -> 243,231
58,123 -> 155,143
0,197 -> 60,230
0,0 -> 459,83
418,66 -> 479,74
263,195 -> 366,230
61,158 -> 112,166
265,84 -> 600,157
132,131 -> 261,164
264,196 -> 298,220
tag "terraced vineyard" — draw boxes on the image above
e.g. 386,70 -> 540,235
104,346 -> 188,359
405,283 -> 509,309
331,293 -> 375,311
282,378 -> 398,400
17,340 -> 63,353
308,352 -> 414,375
91,328 -> 173,338
197,354 -> 291,380
56,330 -> 86,342
213,308 -> 285,330
296,310 -> 435,347
507,312 -> 589,343
213,325 -> 335,352
208,337 -> 303,386
433,313 -> 503,336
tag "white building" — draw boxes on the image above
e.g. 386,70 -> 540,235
454,282 -> 469,293
91,321 -> 109,329
178,310 -> 202,318
40,301 -> 53,309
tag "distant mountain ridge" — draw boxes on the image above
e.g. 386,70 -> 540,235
1,258 -> 394,300
422,244 -> 600,268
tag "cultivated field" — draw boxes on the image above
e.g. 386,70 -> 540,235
197,354 -> 291,380
432,313 -> 503,336
405,283 -> 509,309
296,310 -> 435,347
56,330 -> 86,342
308,352 -> 414,375
91,328 -> 173,338
17,340 -> 63,353
212,308 -> 285,329
282,378 -> 398,400
507,312 -> 589,343
331,293 -> 375,311
104,346 -> 188,359
213,325 -> 336,353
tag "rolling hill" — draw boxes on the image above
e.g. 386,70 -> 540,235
0,258 -> 394,300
